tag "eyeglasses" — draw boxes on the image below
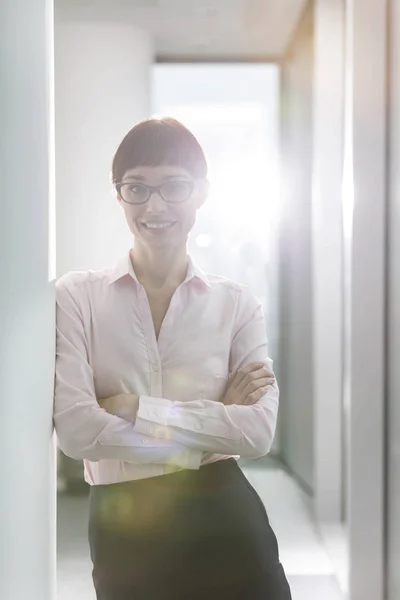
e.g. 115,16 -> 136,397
116,180 -> 195,205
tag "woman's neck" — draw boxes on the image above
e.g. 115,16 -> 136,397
130,244 -> 189,291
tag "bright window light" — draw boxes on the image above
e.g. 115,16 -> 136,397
159,103 -> 281,255
196,234 -> 212,248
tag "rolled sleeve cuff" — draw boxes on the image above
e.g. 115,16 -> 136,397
134,397 -> 203,470
135,396 -> 242,442
136,395 -> 173,426
134,396 -> 174,441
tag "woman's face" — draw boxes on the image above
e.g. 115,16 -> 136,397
117,165 -> 208,251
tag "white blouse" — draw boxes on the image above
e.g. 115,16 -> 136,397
54,252 -> 279,485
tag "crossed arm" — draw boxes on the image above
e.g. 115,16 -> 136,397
54,277 -> 279,470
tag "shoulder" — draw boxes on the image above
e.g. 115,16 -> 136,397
55,265 -> 113,300
204,272 -> 262,311
205,272 -> 245,292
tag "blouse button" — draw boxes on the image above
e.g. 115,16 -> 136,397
151,364 -> 160,372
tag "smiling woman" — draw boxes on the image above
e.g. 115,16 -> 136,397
111,118 -> 209,255
115,164 -> 208,254
54,116 -> 292,600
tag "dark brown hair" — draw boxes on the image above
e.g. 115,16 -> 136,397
111,116 -> 208,185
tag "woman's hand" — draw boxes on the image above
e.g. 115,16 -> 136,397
222,362 -> 275,406
98,393 -> 140,422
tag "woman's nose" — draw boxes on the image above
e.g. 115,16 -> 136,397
146,191 -> 167,213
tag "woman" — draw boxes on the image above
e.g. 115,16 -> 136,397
54,117 -> 292,600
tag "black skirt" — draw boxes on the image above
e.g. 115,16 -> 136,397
88,458 -> 292,600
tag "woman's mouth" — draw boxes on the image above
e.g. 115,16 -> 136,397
141,221 -> 176,231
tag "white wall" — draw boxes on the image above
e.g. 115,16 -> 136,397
387,1 -> 400,598
55,14 -> 153,275
279,5 -> 315,490
0,0 -> 56,598
345,0 -> 386,599
312,0 -> 344,525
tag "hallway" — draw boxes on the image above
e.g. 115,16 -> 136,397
2,1 -> 396,598
57,458 -> 343,600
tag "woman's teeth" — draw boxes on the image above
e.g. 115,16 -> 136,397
143,222 -> 174,229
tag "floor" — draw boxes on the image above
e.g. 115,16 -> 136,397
57,457 -> 344,600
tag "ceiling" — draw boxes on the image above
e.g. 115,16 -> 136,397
56,0 -> 308,59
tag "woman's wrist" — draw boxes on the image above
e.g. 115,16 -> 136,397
98,393 -> 140,422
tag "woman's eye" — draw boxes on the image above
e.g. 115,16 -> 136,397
130,185 -> 144,194
167,182 -> 186,192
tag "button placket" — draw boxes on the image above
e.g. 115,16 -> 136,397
137,284 -> 163,396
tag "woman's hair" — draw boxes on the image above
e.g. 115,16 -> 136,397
111,116 -> 208,185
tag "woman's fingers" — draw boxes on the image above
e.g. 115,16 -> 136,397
228,362 -> 265,389
236,366 -> 274,393
243,385 -> 271,405
223,363 -> 275,405
242,376 -> 275,398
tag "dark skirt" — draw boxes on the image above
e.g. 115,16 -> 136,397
88,458 -> 292,600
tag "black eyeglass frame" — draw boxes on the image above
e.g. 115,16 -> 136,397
115,180 -> 196,205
